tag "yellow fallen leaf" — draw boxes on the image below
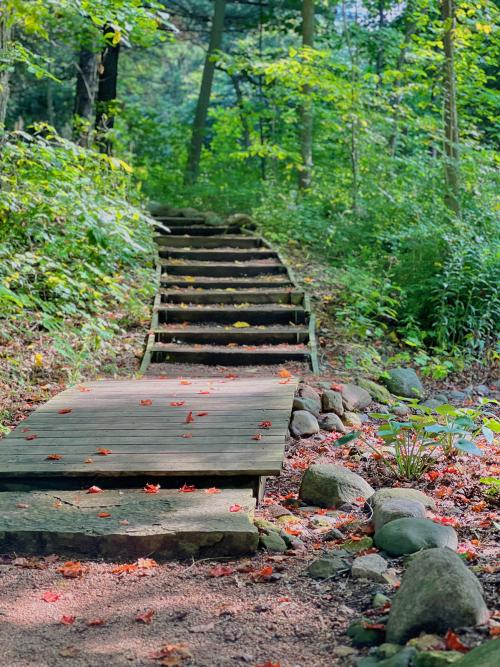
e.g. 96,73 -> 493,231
233,321 -> 250,328
34,353 -> 43,368
183,276 -> 196,282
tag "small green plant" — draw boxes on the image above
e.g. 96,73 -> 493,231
479,477 -> 500,497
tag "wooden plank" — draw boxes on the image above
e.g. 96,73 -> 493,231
0,441 -> 282,453
2,434 -> 283,446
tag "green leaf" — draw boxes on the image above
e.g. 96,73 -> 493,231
455,439 -> 484,456
335,432 -> 361,446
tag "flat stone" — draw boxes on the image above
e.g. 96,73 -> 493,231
452,640 -> 500,667
321,390 -> 344,416
413,651 -> 463,667
259,531 -> 287,552
449,390 -> 467,401
374,518 -> 458,556
391,405 -> 411,417
343,411 -> 363,428
347,619 -> 385,647
341,383 -> 372,411
421,399 -> 443,410
407,634 -> 445,652
384,368 -> 424,399
319,413 -> 346,433
369,487 -> 436,511
290,410 -> 320,437
266,504 -> 292,518
338,536 -> 373,554
357,378 -> 394,404
386,548 -> 489,643
0,487 -> 258,560
351,553 -> 389,582
377,643 -> 403,659
373,498 -> 427,532
474,384 -> 490,396
378,647 -> 417,667
299,463 -> 374,507
307,556 -> 349,579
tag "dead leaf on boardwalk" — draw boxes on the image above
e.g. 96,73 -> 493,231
258,421 -> 272,429
58,561 -> 87,578
144,483 -> 161,494
229,504 -> 242,512
78,386 -> 91,392
181,432 -> 193,438
180,379 -> 192,385
84,458 -> 93,464
135,609 -> 155,624
140,399 -> 153,406
179,483 -> 196,493
185,411 -> 194,423
25,434 -> 38,441
60,615 -> 76,625
97,512 -> 111,518
205,487 -> 221,494
150,643 -> 192,666
42,591 -> 61,603
233,321 -> 250,328
137,558 -> 158,569
16,503 -> 30,509
196,411 -> 208,417
86,486 -> 103,494
96,448 -> 112,456
277,369 -> 291,378
170,401 -> 185,407
57,408 -> 72,414
46,453 -> 63,460
252,433 -> 263,441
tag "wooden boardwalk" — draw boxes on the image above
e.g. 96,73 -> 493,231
141,214 -> 319,371
0,377 -> 296,479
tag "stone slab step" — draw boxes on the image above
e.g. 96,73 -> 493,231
151,343 -> 310,365
159,288 -> 304,305
156,235 -> 261,248
161,276 -> 293,289
0,487 -> 258,560
159,248 -> 278,261
161,261 -> 288,277
156,304 -> 307,325
154,324 -> 310,345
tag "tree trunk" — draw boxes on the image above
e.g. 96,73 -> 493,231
230,74 -> 250,149
298,0 -> 314,191
74,48 -> 97,146
184,0 -> 227,185
442,0 -> 460,216
95,28 -> 120,155
0,9 -> 12,127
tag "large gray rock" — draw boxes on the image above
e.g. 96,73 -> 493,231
357,378 -> 394,405
373,498 -> 427,532
453,640 -> 500,667
343,411 -> 363,428
259,531 -> 287,552
374,518 -> 458,556
298,384 -> 322,412
290,410 -> 320,437
307,556 -> 349,579
226,213 -> 254,226
341,384 -> 372,411
386,548 -> 489,643
299,463 -> 374,508
321,390 -> 344,416
178,207 -> 202,218
351,553 -> 389,582
384,368 -> 424,399
293,396 -> 321,417
319,413 -> 346,433
414,652 -> 463,667
369,487 -> 436,511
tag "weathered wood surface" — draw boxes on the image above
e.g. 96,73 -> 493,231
0,378 -> 296,477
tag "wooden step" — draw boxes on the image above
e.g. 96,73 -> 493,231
156,235 -> 261,249
159,289 -> 304,305
159,248 -> 277,262
161,276 -> 293,289
151,343 -> 310,365
156,304 -> 307,325
161,261 -> 288,277
154,325 -> 309,345
156,225 -> 236,236
154,216 -> 206,224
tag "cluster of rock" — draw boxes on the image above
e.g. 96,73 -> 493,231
256,462 -> 494,666
148,203 -> 256,229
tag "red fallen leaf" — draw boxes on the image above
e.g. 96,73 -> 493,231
471,501 -> 487,512
362,622 -> 385,630
291,461 -> 308,470
60,615 -> 76,625
84,458 -> 93,464
229,504 -> 242,512
205,487 -> 221,494
330,383 -> 344,391
158,375 -> 168,379
445,629 -> 470,653
135,609 -> 155,624
96,448 -> 112,456
256,663 -> 281,667
140,399 -> 153,406
284,527 -> 301,536
87,618 -> 105,626
86,486 -> 103,494
21,427 -> 30,432
180,379 -> 192,385
97,512 -> 111,518
170,401 -> 185,407
425,470 -> 441,482
78,386 -> 91,392
181,432 -> 193,438
433,516 -> 459,527
196,411 -> 208,417
112,563 -> 138,575
144,483 -> 161,494
58,561 -> 87,578
137,558 -> 158,569
16,503 -> 30,509
185,411 -> 194,423
46,454 -> 63,460
225,373 -> 238,379
443,466 -> 459,474
258,421 -> 272,429
253,566 -> 273,581
435,485 -> 453,499
209,565 -> 234,578
278,369 -> 291,378
490,626 -> 500,637
42,591 -> 60,603
198,391 -> 211,395
25,434 -> 38,441
58,408 -> 73,415
179,483 -> 196,493
252,433 -> 263,441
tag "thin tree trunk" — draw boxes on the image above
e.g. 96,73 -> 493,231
95,28 -> 120,155
0,9 -> 12,127
442,0 -> 460,216
298,0 -> 314,191
230,74 -> 250,149
184,0 -> 227,185
74,48 -> 97,146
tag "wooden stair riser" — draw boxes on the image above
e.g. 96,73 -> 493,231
162,263 -> 288,277
154,327 -> 309,345
151,346 -> 310,365
159,248 -> 278,261
161,278 -> 293,289
156,235 -> 262,249
156,226 -> 240,236
157,306 -> 307,325
160,289 -> 304,305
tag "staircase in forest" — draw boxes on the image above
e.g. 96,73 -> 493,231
141,213 -> 319,371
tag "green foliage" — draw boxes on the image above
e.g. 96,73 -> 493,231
0,126 -> 155,336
